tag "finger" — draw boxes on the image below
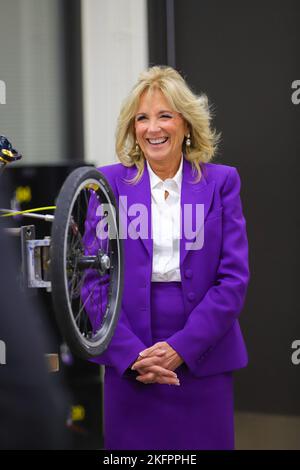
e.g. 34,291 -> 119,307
132,356 -> 162,370
136,348 -> 166,363
156,376 -> 181,386
132,359 -> 153,370
136,372 -> 180,386
135,367 -> 177,380
138,348 -> 154,358
134,355 -> 167,374
136,371 -> 155,384
152,348 -> 167,356
139,343 -> 165,358
141,365 -> 177,378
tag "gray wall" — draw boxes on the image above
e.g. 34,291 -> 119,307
0,0 -> 67,164
81,0 -> 148,166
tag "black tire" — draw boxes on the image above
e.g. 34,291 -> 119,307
50,166 -> 123,359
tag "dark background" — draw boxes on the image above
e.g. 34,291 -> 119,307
148,0 -> 300,415
2,165 -> 103,449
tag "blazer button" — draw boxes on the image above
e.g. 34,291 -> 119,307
187,292 -> 196,302
184,269 -> 193,279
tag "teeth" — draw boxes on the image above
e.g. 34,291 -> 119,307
148,137 -> 168,145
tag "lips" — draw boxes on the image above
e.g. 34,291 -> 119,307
146,137 -> 168,145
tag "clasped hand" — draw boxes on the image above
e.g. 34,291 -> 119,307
130,341 -> 183,386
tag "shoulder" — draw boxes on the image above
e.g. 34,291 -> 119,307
202,162 -> 238,181
96,162 -> 127,179
96,162 -> 128,190
202,162 -> 241,192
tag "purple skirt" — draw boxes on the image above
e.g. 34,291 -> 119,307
103,282 -> 234,450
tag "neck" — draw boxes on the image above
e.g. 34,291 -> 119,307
147,155 -> 182,180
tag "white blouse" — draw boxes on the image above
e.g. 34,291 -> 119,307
146,156 -> 183,282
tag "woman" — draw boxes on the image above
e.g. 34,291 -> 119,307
82,66 -> 250,450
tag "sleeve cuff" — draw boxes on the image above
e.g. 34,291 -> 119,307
90,339 -> 146,377
167,334 -> 199,373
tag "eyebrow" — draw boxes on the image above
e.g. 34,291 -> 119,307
135,109 -> 174,117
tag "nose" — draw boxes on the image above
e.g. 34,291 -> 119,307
147,118 -> 161,134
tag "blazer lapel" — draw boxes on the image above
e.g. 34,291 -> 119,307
180,158 -> 215,265
116,164 -> 153,258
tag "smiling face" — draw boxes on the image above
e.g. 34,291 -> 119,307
134,88 -> 188,168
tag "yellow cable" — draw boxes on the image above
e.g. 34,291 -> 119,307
0,206 -> 56,217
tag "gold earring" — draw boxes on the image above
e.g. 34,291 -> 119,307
186,134 -> 191,147
135,140 -> 139,152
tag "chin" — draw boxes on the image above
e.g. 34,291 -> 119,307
145,152 -> 170,162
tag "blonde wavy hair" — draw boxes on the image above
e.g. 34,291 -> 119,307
115,65 -> 220,184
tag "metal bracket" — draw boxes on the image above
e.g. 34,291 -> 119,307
26,237 -> 51,289
4,224 -> 52,290
19,226 -> 51,289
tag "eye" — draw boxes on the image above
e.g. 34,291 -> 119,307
136,115 -> 146,122
160,114 -> 172,119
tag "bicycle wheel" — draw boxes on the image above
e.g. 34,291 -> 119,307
50,166 -> 123,359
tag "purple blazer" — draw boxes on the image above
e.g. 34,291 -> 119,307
83,158 -> 250,378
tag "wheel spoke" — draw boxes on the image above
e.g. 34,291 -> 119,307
51,169 -> 122,358
74,279 -> 101,326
